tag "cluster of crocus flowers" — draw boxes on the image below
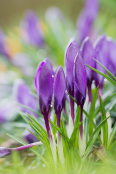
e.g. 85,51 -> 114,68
34,40 -> 87,140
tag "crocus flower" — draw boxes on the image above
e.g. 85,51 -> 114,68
21,10 -> 43,47
35,59 -> 53,139
80,37 -> 95,103
53,66 -> 65,128
74,55 -> 87,137
94,35 -> 109,96
13,79 -> 38,117
65,39 -> 80,123
0,142 -> 42,158
77,0 -> 99,43
107,37 -> 116,76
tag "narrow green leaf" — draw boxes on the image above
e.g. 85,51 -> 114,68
15,102 -> 40,115
93,58 -> 116,81
85,115 -> 111,155
27,128 -> 44,144
48,119 -> 62,134
67,92 -> 76,103
70,122 -> 82,142
90,86 -> 99,119
83,109 -> 102,144
99,96 -> 108,149
108,123 -> 116,149
74,106 -> 81,126
27,114 -> 48,137
85,65 -> 116,86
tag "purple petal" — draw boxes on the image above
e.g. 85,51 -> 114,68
77,0 -> 99,42
13,79 -> 38,117
35,60 -> 53,115
0,147 -> 12,158
80,37 -> 95,82
85,0 -> 99,19
21,10 -> 43,47
53,66 -> 65,114
94,34 -> 109,87
107,37 -> 116,76
74,55 -> 87,106
65,39 -> 80,96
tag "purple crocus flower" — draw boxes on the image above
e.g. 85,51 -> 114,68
80,37 -> 95,103
65,39 -> 80,123
74,55 -> 87,137
0,142 -> 42,158
35,59 -> 53,139
21,10 -> 43,47
53,66 -> 65,128
94,35 -> 109,96
13,79 -> 38,117
77,0 -> 99,43
107,37 -> 116,76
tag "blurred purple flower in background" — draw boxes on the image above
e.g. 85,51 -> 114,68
21,10 -> 44,47
77,0 -> 99,43
94,34 -> 109,96
53,66 -> 65,128
0,102 -> 16,124
35,59 -> 53,139
13,79 -> 38,117
107,37 -> 116,76
80,37 -> 95,103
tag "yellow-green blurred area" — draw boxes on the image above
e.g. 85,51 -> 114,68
0,0 -> 83,27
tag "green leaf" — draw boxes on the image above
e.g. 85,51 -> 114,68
74,106 -> 81,126
99,96 -> 108,149
27,128 -> 44,144
83,109 -> 102,145
85,115 -> 111,156
15,102 -> 40,116
90,86 -> 99,120
108,123 -> 116,149
27,114 -> 48,137
95,92 -> 116,116
48,119 -> 62,134
70,122 -> 82,142
93,58 -> 116,81
6,133 -> 48,167
85,65 -> 116,86
67,92 -> 76,103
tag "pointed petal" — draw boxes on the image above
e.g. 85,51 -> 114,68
53,66 -> 65,113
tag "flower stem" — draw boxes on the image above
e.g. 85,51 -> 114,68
70,97 -> 74,124
56,111 -> 61,142
11,142 -> 42,151
87,82 -> 92,103
43,114 -> 52,141
80,104 -> 83,139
